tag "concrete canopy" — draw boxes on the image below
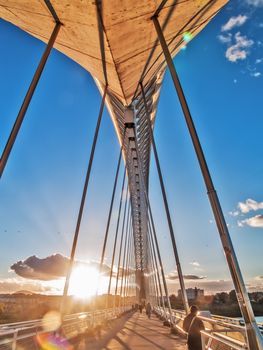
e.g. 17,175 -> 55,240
0,0 -> 228,106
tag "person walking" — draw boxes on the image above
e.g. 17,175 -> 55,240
183,305 -> 204,350
146,302 -> 152,319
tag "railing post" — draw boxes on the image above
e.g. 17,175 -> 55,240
12,329 -> 18,350
152,14 -> 263,350
0,22 -> 61,178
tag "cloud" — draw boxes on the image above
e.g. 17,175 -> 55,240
225,32 -> 253,62
11,254 -> 70,280
167,272 -> 206,281
190,261 -> 200,267
167,279 -> 234,294
251,72 -> 261,77
238,214 -> 263,228
218,34 -> 232,43
256,58 -> 262,64
229,210 -> 239,217
11,254 -> 112,281
0,277 -> 53,294
238,198 -> 263,213
221,15 -> 248,32
167,277 -> 263,294
246,0 -> 263,6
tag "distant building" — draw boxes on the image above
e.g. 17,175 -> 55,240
178,287 -> 204,300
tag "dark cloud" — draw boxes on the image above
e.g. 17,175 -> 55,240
11,254 -> 70,280
11,254 -> 112,281
167,272 -> 206,281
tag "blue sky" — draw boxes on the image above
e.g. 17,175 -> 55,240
0,0 -> 263,295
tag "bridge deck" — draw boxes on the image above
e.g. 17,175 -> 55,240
76,311 -> 186,349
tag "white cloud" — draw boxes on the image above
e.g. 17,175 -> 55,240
0,277 -> 53,294
246,0 -> 263,6
256,58 -> 262,64
251,72 -> 261,77
222,15 -> 248,32
229,210 -> 239,217
238,214 -> 263,228
238,198 -> 263,213
190,261 -> 200,267
218,34 -> 232,43
225,32 -> 253,62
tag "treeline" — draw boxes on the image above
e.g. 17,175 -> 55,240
169,290 -> 263,317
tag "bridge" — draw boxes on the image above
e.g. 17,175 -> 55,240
0,1 -> 263,349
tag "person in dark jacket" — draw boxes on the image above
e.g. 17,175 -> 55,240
183,305 -> 204,350
146,302 -> 152,319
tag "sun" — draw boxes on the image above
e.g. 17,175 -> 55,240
68,265 -> 109,299
69,266 -> 100,299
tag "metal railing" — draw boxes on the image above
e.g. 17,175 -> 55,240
0,306 -> 131,350
154,306 -> 263,350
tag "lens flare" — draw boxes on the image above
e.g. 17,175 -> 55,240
36,333 -> 73,350
183,32 -> 192,43
42,311 -> 61,332
35,311 -> 73,350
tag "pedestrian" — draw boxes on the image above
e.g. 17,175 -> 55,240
183,305 -> 204,350
139,304 -> 143,313
146,302 -> 152,319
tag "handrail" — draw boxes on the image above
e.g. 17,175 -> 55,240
0,306 -> 131,349
201,330 -> 247,350
153,307 -> 261,349
154,306 -> 263,329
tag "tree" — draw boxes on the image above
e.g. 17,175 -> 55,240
229,290 -> 237,303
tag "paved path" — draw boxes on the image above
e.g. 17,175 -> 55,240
76,311 -> 186,349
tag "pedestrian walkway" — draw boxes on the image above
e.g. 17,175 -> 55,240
76,311 -> 186,349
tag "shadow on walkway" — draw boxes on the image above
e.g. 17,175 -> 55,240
74,311 -> 186,349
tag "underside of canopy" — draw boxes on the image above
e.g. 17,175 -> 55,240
0,0 -> 228,272
0,0 -> 228,125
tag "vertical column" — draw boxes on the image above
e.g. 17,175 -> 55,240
129,116 -> 174,321
152,15 -> 263,350
0,22 -> 61,177
139,82 -> 189,314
